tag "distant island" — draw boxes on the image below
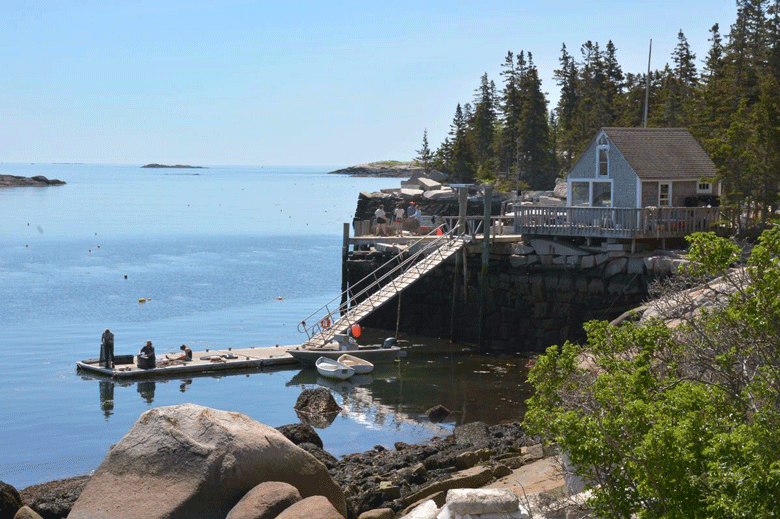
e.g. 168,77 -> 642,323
329,161 -> 423,177
142,164 -> 206,169
0,174 -> 66,188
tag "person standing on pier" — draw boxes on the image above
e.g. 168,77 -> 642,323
100,328 -> 114,369
394,204 -> 405,236
374,204 -> 387,236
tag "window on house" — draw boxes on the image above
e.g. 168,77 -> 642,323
597,146 -> 609,176
593,182 -> 612,207
571,182 -> 589,206
659,183 -> 671,206
697,182 -> 711,193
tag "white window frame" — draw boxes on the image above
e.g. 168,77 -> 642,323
568,179 -> 613,207
596,135 -> 609,177
697,181 -> 711,194
659,182 -> 672,206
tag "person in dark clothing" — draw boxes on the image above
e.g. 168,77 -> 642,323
164,344 -> 192,362
138,340 -> 156,369
101,328 -> 115,369
179,344 -> 193,360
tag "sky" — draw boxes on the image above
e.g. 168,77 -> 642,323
0,0 -> 738,167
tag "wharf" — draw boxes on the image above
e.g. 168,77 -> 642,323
77,345 -> 301,380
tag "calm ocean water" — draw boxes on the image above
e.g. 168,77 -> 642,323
0,163 -> 532,489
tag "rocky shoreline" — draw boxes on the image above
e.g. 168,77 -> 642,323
0,175 -> 65,187
3,403 -> 567,519
329,163 -> 431,178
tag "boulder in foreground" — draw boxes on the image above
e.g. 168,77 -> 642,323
68,403 -> 346,519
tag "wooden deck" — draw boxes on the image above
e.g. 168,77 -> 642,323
507,206 -> 721,240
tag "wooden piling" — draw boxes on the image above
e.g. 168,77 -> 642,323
478,186 -> 492,352
341,222 -> 349,315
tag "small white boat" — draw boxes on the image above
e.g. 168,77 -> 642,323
338,353 -> 374,375
315,356 -> 355,380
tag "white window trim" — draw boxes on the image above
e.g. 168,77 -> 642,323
597,145 -> 609,177
697,181 -> 712,194
568,179 -> 613,207
659,181 -> 672,206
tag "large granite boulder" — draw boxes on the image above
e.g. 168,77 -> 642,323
12,506 -> 42,519
68,404 -> 346,519
226,481 -> 301,519
274,495 -> 344,519
0,481 -> 22,519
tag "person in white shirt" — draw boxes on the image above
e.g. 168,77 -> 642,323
374,204 -> 387,236
393,204 -> 405,236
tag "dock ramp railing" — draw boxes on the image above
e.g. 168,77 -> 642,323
297,225 -> 469,349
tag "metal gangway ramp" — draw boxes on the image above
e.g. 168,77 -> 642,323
298,226 -> 469,349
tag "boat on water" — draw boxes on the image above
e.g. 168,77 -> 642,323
316,356 -> 355,380
338,353 -> 374,374
289,336 -> 405,366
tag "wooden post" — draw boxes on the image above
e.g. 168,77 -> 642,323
478,186 -> 492,352
340,222 -> 350,316
450,186 -> 469,342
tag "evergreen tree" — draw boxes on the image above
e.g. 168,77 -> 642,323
496,51 -> 524,176
554,44 -> 581,171
470,73 -> 498,169
517,54 -> 555,189
449,104 -> 476,183
414,129 -> 433,175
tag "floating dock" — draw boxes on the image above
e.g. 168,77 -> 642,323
77,345 -> 300,380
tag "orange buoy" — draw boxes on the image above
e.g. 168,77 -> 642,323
436,228 -> 443,236
351,324 -> 361,338
320,317 -> 331,329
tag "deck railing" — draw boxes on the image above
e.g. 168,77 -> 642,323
507,205 -> 721,239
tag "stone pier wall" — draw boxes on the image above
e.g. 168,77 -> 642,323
347,240 -> 685,353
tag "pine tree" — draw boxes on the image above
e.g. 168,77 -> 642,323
517,54 -> 555,189
470,73 -> 498,169
449,104 -> 476,184
553,44 -> 580,171
414,129 -> 433,175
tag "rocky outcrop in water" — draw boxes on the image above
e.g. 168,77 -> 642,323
0,175 -> 65,187
329,163 -> 443,178
141,164 -> 205,169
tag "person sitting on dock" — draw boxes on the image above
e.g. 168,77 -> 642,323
137,340 -> 156,369
164,344 -> 192,363
100,328 -> 114,369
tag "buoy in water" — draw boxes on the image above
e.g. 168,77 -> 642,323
138,298 -> 146,303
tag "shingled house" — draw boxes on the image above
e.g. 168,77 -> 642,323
566,127 -> 719,209
512,128 -> 721,244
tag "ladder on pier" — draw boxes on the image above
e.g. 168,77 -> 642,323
298,227 -> 469,349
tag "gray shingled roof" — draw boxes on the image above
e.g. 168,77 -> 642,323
603,127 -> 715,180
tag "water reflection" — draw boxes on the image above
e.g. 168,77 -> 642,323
98,380 -> 114,419
82,341 -> 535,430
137,381 -> 156,404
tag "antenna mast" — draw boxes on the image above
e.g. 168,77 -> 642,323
643,39 -> 652,128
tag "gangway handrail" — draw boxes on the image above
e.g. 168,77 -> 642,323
297,224 -> 467,344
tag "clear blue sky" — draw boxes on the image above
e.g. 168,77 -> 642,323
0,0 -> 737,167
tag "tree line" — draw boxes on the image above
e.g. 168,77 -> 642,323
417,0 -> 780,230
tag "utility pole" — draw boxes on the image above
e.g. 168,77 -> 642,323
643,39 -> 652,128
